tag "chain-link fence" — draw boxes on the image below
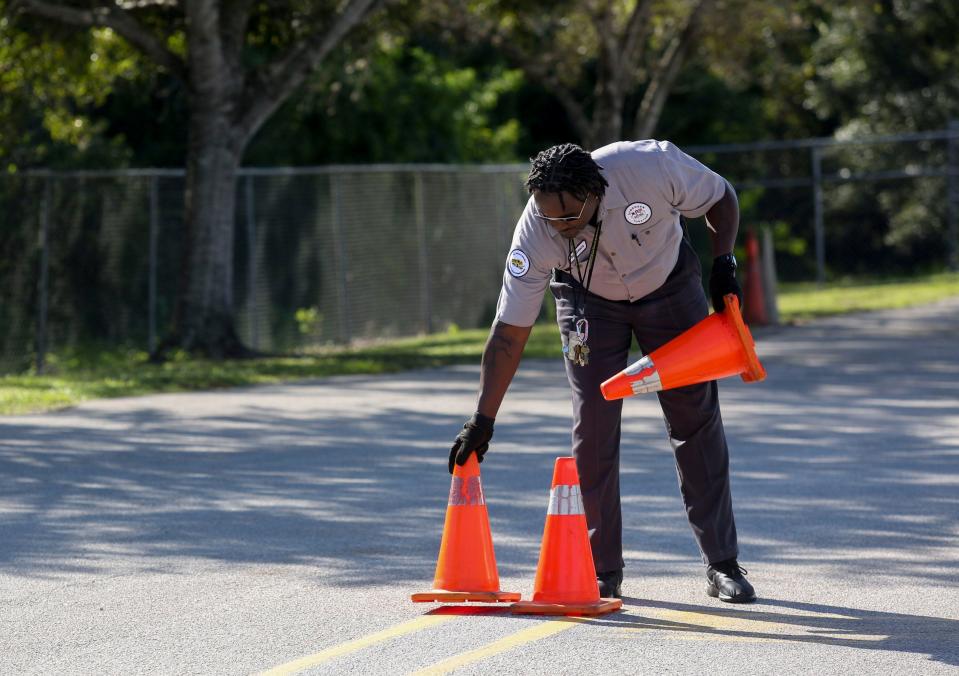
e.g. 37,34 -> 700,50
0,166 -> 530,374
2,126 -> 957,374
235,166 -> 529,350
686,125 -> 959,282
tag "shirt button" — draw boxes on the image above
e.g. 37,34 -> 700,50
610,251 -> 616,256
621,273 -> 626,278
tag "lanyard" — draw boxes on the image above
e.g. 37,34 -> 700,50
563,219 -> 603,367
567,218 -> 603,319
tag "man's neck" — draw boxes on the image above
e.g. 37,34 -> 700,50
588,202 -> 602,227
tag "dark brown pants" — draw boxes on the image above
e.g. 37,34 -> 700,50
551,240 -> 739,572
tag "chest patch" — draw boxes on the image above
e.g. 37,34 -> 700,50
625,202 -> 652,225
507,249 -> 530,277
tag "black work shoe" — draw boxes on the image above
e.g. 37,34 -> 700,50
597,569 -> 623,598
705,559 -> 756,603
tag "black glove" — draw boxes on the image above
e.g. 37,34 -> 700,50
709,253 -> 743,313
449,412 -> 495,473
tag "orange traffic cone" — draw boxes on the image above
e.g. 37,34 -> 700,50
600,294 -> 766,401
511,458 -> 623,616
743,229 -> 769,326
411,454 -> 520,603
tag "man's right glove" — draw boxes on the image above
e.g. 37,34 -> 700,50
449,412 -> 494,473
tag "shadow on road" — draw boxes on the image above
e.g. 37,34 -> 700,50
594,597 -> 959,668
1,301 -> 957,600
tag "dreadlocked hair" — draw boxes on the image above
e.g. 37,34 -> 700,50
525,143 -> 608,201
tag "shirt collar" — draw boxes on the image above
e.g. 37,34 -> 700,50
598,168 -> 628,211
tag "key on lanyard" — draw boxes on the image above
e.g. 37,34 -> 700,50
564,318 -> 590,367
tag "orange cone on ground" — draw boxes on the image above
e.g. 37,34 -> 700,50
511,457 -> 622,616
411,454 -> 520,603
600,294 -> 766,401
743,229 -> 769,326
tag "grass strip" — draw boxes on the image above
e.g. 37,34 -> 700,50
778,272 -> 959,320
3,272 -> 958,415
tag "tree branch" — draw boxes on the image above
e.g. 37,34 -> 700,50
591,1 -> 619,87
116,0 -> 178,8
632,0 -> 711,139
237,0 -> 379,141
13,0 -> 187,82
436,3 -> 594,144
490,31 -> 594,144
583,2 -> 623,79
220,0 -> 255,66
621,0 -> 655,73
221,0 -> 254,52
588,4 -> 626,146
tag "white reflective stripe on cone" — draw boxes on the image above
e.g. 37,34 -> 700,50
624,355 -> 663,394
547,484 -> 585,515
448,476 -> 486,506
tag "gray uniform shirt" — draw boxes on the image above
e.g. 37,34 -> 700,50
495,140 -> 727,327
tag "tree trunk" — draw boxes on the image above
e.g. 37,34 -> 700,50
590,6 -> 628,149
157,0 -> 251,360
592,83 -> 626,148
171,105 -> 248,358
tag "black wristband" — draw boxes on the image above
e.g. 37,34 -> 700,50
470,411 -> 495,430
713,253 -> 737,272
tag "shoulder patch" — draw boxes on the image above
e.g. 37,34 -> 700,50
625,202 -> 652,225
507,249 -> 531,278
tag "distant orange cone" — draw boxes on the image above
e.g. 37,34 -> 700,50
511,458 -> 622,616
743,229 -> 769,326
600,294 -> 766,401
411,454 -> 520,603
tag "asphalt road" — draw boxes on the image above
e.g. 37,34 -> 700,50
2,299 -> 958,674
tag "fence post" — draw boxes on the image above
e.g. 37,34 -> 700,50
148,176 -> 159,355
413,172 -> 432,334
244,176 -> 258,350
330,173 -> 351,343
36,177 -> 51,374
760,226 -> 780,325
948,120 -> 958,272
811,146 -> 826,285
496,173 -> 508,260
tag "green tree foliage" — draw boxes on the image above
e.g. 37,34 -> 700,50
806,0 -> 959,134
4,0 -> 956,287
662,0 -> 833,144
0,13 -> 144,170
423,0 -> 715,148
246,36 -> 523,164
802,0 -> 959,273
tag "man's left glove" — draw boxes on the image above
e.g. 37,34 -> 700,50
449,412 -> 494,473
709,253 -> 743,313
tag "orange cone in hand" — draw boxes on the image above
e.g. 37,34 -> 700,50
411,454 -> 520,603
511,457 -> 622,616
600,294 -> 766,401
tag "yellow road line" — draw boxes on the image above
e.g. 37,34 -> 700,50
616,608 -> 888,644
410,618 -> 585,676
260,614 -> 456,676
